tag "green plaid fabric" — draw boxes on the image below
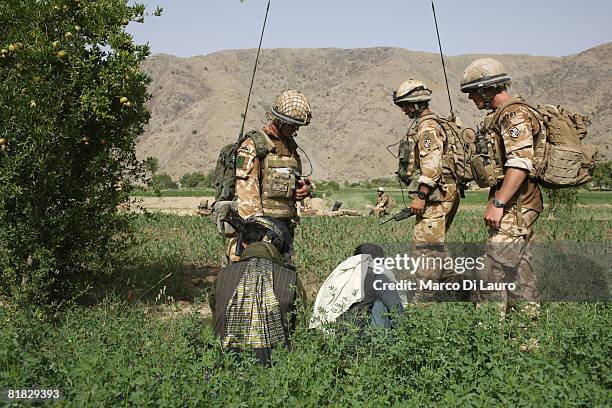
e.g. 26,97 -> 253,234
223,257 -> 286,349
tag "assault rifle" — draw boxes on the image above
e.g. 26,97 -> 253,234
379,207 -> 415,225
218,205 -> 245,235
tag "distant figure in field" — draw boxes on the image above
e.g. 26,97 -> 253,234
370,187 -> 393,217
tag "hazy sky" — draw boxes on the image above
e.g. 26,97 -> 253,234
128,0 -> 612,58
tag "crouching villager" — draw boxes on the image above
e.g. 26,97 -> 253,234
214,216 -> 303,366
310,244 -> 405,331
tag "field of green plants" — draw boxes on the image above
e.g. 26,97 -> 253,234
1,201 -> 611,406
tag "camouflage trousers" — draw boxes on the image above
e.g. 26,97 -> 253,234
410,192 -> 460,302
472,206 -> 540,305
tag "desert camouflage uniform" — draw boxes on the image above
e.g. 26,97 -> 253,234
410,114 -> 460,301
371,194 -> 391,217
476,99 -> 543,304
226,131 -> 301,262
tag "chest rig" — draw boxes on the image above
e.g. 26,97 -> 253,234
260,135 -> 301,219
470,106 -> 511,188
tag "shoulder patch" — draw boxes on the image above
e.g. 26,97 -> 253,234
236,155 -> 245,168
508,127 -> 520,138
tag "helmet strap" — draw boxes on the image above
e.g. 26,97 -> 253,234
408,102 -> 427,119
478,89 -> 494,110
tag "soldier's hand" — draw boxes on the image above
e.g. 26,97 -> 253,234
410,197 -> 426,215
484,200 -> 504,230
294,180 -> 311,200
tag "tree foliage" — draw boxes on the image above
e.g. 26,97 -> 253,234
592,160 -> 611,190
180,171 -> 213,188
0,0 -> 157,310
143,156 -> 160,176
151,173 -> 178,190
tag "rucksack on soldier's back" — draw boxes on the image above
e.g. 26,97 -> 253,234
211,130 -> 270,236
212,130 -> 270,203
470,101 -> 599,190
431,116 -> 477,189
397,116 -> 477,198
530,104 -> 599,188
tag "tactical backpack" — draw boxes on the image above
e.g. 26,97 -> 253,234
212,130 -> 270,202
432,117 -> 477,193
471,101 -> 598,189
396,116 -> 476,197
531,104 -> 598,188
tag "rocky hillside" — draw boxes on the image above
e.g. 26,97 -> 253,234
137,42 -> 611,181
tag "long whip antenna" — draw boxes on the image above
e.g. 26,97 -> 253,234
239,0 -> 271,139
431,1 -> 454,120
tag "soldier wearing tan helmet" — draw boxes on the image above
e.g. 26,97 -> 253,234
393,79 -> 460,301
228,89 -> 313,263
461,58 -> 542,310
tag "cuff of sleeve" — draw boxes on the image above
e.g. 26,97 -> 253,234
504,158 -> 533,173
417,175 -> 437,188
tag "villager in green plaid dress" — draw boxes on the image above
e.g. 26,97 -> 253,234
215,241 -> 299,365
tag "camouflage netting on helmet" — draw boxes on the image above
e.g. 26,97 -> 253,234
267,89 -> 312,126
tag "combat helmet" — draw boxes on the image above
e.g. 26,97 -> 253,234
460,58 -> 511,93
267,89 -> 312,126
393,79 -> 432,106
377,187 -> 385,193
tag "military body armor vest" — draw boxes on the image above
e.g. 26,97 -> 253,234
257,133 -> 301,219
261,152 -> 300,219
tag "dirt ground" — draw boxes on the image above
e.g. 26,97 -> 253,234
133,196 -> 611,216
134,196 -> 216,216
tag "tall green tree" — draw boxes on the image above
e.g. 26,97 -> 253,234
0,0 -> 160,310
592,160 -> 611,190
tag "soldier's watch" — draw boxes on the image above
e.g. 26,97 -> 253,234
417,191 -> 428,200
492,197 -> 505,208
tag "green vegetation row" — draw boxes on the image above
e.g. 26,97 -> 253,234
2,301 -> 609,407
141,159 -> 612,192
1,209 -> 610,406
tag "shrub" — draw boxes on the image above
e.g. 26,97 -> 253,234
544,187 -> 578,218
143,156 -> 160,176
0,0 -> 159,310
316,180 -> 340,191
592,160 -> 611,190
151,173 -> 178,190
180,171 -> 212,188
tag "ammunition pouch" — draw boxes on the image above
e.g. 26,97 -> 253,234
397,136 -> 416,186
470,154 -> 505,188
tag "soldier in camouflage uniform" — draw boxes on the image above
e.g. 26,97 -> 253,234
227,89 -> 313,263
460,58 -> 542,308
393,80 -> 460,301
370,187 -> 391,217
